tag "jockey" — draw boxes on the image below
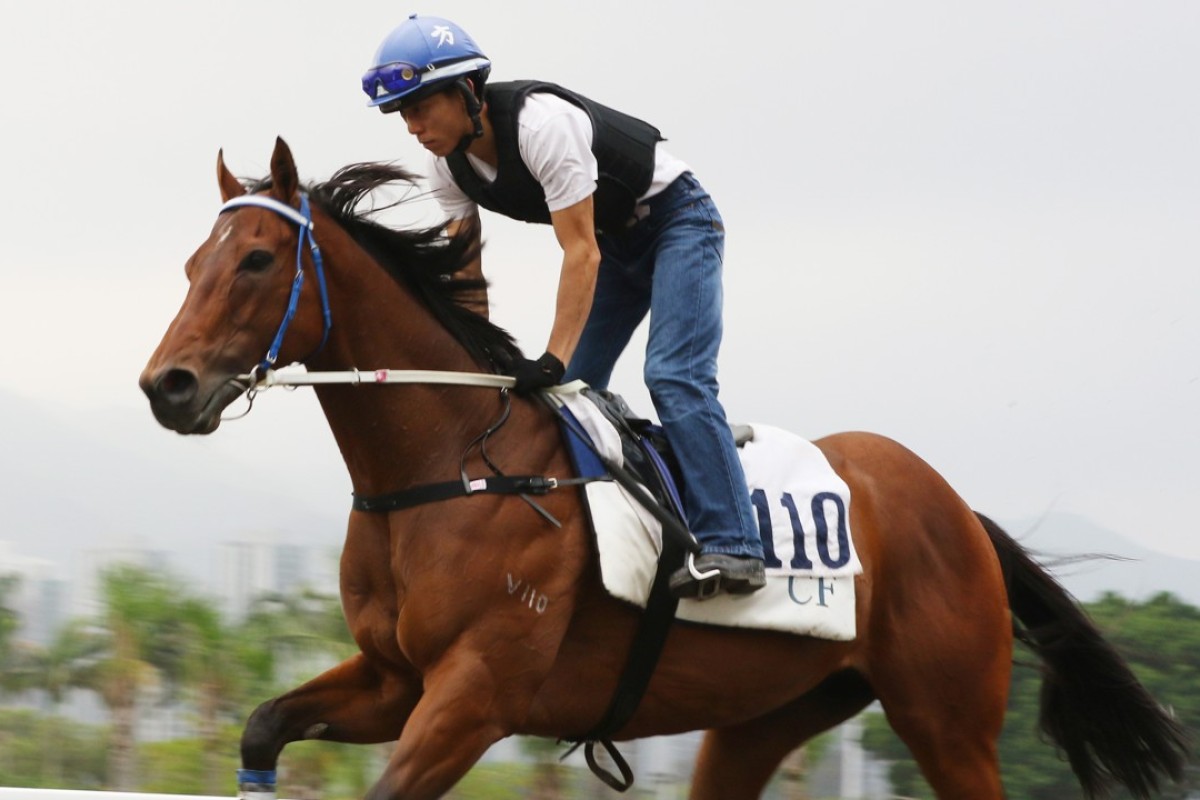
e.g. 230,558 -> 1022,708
361,14 -> 765,599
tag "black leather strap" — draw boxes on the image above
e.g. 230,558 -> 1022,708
353,475 -> 561,513
575,529 -> 684,739
560,426 -> 689,794
584,739 -> 636,792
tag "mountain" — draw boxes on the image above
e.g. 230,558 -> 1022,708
0,387 -> 348,589
997,511 -> 1200,606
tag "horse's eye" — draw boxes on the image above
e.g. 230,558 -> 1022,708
238,249 -> 275,273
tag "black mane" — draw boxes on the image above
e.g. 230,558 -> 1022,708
252,163 -> 522,371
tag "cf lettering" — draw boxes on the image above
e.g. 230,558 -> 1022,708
787,576 -> 835,607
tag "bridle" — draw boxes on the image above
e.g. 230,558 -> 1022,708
211,192 -> 700,556
215,193 -> 581,411
218,193 -> 333,387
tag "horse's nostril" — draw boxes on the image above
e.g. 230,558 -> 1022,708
157,368 -> 199,403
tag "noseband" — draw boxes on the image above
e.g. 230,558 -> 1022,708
219,193 -> 333,376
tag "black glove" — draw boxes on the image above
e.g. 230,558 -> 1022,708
510,352 -> 565,396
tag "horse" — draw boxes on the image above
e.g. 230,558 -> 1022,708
139,137 -> 1187,800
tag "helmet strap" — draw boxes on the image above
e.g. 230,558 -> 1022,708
452,78 -> 485,154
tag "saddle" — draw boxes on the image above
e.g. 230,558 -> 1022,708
570,389 -> 682,503
570,388 -> 754,503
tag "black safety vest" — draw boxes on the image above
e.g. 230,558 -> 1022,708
445,80 -> 663,232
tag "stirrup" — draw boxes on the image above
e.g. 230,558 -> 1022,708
685,551 -> 723,600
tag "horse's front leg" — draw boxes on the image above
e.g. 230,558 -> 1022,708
361,645 -> 532,800
239,652 -> 421,798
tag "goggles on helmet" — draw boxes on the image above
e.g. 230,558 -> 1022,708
362,54 -> 491,109
362,61 -> 423,102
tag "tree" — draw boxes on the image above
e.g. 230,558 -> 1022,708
93,564 -> 195,790
238,587 -> 356,695
0,575 -> 22,690
1086,592 -> 1200,797
236,587 -> 363,796
175,596 -> 246,795
92,565 -> 279,792
0,709 -> 107,789
4,618 -> 106,784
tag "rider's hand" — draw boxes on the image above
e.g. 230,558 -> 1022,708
510,352 -> 565,396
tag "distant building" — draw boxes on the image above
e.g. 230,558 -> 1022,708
218,537 -> 311,620
72,542 -> 172,618
0,540 -> 67,646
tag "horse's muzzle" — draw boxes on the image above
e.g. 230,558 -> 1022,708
139,365 -> 240,434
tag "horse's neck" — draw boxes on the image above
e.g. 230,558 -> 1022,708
306,230 -> 517,496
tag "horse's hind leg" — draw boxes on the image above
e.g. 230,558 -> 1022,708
881,703 -> 1004,799
688,670 -> 875,800
868,593 -> 1010,797
241,653 -> 421,771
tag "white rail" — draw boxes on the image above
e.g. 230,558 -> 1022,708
0,791 -> 277,800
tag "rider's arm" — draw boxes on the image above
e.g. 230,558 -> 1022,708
517,95 -> 602,369
546,195 -> 601,367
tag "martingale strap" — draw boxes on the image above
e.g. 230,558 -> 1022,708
352,474 -> 594,513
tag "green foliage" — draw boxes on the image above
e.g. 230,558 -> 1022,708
276,739 -> 378,800
447,759 -> 631,800
0,575 -> 20,674
1087,592 -> 1200,742
861,711 -> 933,800
0,709 -> 107,789
238,587 -> 356,699
100,564 -> 192,688
448,762 -> 537,799
137,731 -> 241,794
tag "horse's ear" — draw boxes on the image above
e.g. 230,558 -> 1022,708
269,137 -> 300,202
217,149 -> 245,201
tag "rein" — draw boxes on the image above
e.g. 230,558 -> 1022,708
244,367 -> 585,393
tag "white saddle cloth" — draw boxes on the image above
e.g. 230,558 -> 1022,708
559,394 -> 861,641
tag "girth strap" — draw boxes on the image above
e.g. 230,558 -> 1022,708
562,527 -> 685,792
353,475 -> 580,513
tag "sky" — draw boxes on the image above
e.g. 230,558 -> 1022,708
1,2 -> 1198,562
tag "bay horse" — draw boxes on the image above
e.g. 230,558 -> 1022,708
139,137 -> 1187,800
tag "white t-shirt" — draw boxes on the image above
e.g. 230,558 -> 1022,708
427,92 -> 689,222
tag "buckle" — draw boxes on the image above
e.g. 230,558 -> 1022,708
523,476 -> 558,494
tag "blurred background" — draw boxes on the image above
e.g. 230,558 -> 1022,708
0,1 -> 1197,797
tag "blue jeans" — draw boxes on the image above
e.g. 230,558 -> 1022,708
564,173 -> 763,560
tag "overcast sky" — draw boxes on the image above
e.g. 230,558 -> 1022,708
1,2 -> 1198,560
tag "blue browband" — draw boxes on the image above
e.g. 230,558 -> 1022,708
219,193 -> 333,372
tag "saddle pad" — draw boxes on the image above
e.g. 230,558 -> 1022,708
558,394 -> 860,640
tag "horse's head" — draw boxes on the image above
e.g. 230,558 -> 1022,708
140,137 -> 330,434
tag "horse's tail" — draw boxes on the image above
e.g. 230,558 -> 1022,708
976,511 -> 1189,800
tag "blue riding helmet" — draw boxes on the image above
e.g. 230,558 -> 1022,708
362,14 -> 491,110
